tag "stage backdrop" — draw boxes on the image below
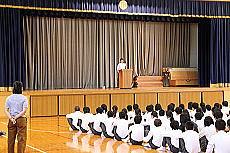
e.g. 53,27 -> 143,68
23,16 -> 196,90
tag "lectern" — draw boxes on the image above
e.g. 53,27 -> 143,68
119,69 -> 133,89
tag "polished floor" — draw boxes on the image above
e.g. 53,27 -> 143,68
0,117 -> 166,153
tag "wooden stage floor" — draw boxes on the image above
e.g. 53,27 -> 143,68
0,117 -> 164,153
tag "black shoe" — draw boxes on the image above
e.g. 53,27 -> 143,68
0,131 -> 6,136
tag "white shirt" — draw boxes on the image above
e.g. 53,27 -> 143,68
199,124 -> 216,141
129,124 -> 144,142
114,119 -> 129,138
146,117 -> 157,130
205,110 -> 213,117
81,113 -> 94,131
174,114 -> 181,123
117,63 -> 126,72
159,116 -> 170,131
103,117 -> 116,137
143,112 -> 152,122
167,129 -> 183,148
93,113 -> 106,132
195,119 -> 204,132
143,126 -> 166,147
182,130 -> 200,153
222,106 -> 230,115
127,111 -> 135,121
67,111 -> 83,129
206,131 -> 230,153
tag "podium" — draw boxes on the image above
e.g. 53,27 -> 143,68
119,69 -> 133,89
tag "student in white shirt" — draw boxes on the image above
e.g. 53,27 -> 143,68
187,102 -> 193,115
199,116 -> 216,152
114,112 -> 129,141
90,107 -> 105,135
146,111 -> 158,130
101,104 -> 108,115
158,110 -> 170,130
205,105 -> 212,117
191,102 -> 199,119
222,101 -> 230,116
101,111 -> 116,138
195,112 -> 204,132
127,105 -> 135,121
79,107 -> 93,133
143,119 -> 165,149
66,106 -> 82,131
206,119 -> 230,153
117,58 -> 126,72
143,105 -> 153,122
181,121 -> 200,153
174,107 -> 182,123
155,104 -> 162,113
112,105 -> 119,118
129,115 -> 144,145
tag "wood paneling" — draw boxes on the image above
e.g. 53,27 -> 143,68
135,93 -> 157,111
202,91 -> 223,107
180,92 -> 201,105
158,93 -> 179,110
31,96 -> 58,117
85,95 -> 110,114
0,96 -> 7,118
59,95 -> 84,115
224,91 -> 230,102
111,94 -> 134,111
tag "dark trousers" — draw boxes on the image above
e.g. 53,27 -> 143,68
148,137 -> 160,149
8,117 -> 27,153
130,138 -> 143,145
67,118 -> 79,130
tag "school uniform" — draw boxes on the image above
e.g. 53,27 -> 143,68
222,106 -> 230,116
206,131 -> 230,153
159,116 -> 170,131
174,114 -> 181,123
204,110 -> 213,117
113,119 -> 129,141
129,124 -> 144,145
66,111 -> 83,130
127,111 -> 135,120
117,63 -> 126,72
165,129 -> 183,152
80,113 -> 94,132
101,117 -> 116,138
195,119 -> 205,132
146,117 -> 157,130
199,124 -> 216,141
143,112 -> 152,122
143,126 -> 166,149
90,113 -> 106,135
182,130 -> 200,153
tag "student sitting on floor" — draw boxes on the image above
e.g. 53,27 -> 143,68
155,104 -> 162,114
158,109 -> 170,130
101,104 -> 108,115
222,101 -> 230,116
206,119 -> 230,153
205,105 -> 212,117
90,107 -> 105,136
101,111 -> 116,138
174,107 -> 182,123
66,106 -> 82,131
199,116 -> 216,152
181,121 -> 200,153
133,104 -> 139,111
194,112 -> 204,132
127,105 -> 135,121
112,105 -> 119,118
113,112 -> 129,141
143,105 -> 153,122
143,119 -> 166,150
128,115 -> 144,145
146,111 -> 158,130
79,107 -> 93,133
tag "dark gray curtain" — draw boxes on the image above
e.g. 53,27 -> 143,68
23,16 -> 191,90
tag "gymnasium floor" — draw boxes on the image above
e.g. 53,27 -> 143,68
0,117 -> 165,153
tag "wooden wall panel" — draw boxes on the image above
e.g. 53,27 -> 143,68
85,94 -> 110,114
202,92 -> 223,107
158,93 -> 179,110
180,92 -> 201,106
59,95 -> 84,115
31,96 -> 58,117
224,91 -> 230,102
111,94 -> 134,111
135,93 -> 157,111
0,96 -> 7,118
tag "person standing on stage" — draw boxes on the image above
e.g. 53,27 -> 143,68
117,58 -> 127,87
5,81 -> 28,153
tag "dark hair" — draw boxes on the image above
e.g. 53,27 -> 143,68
151,111 -> 158,118
200,103 -> 206,113
188,102 -> 193,110
101,104 -> 107,113
154,119 -> 162,127
119,111 -> 126,119
182,109 -> 190,116
159,109 -> 165,116
214,103 -> 221,109
227,119 -> 230,127
185,121 -> 194,130
83,107 -> 90,113
133,104 -> 139,110
96,107 -> 103,114
204,116 -> 214,127
166,110 -> 173,118
179,104 -> 185,110
170,120 -> 179,130
196,108 -> 203,113
195,112 -> 204,120
122,108 -> 127,114
175,107 -> 183,115
127,105 -> 132,111
215,119 -> 226,131
214,110 -> 223,119
222,101 -> 228,107
200,102 -> 205,108
13,81 -> 23,94
167,104 -> 175,112
180,113 -> 191,125
120,58 -> 125,62
206,105 -> 211,111
134,115 -> 142,124
155,104 -> 162,111
135,108 -> 141,116
192,103 -> 199,110
75,106 -> 80,111
149,105 -> 154,112
146,105 -> 153,112
112,105 -> 118,117
107,111 -> 114,118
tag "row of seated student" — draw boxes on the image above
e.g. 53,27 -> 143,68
66,101 -> 230,153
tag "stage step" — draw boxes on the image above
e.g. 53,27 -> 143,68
135,76 -> 163,88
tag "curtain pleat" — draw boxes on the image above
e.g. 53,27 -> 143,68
24,16 -> 192,90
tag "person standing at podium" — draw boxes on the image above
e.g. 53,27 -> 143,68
117,58 -> 127,87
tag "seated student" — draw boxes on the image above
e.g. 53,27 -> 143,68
155,104 -> 162,113
66,106 -> 82,131
187,102 -> 193,115
79,107 -> 93,133
146,111 -> 158,130
206,119 -> 230,153
158,110 -> 170,130
133,104 -> 139,111
113,112 -> 129,141
101,111 -> 116,138
205,105 -> 212,117
128,115 -> 144,145
166,120 -> 183,153
127,105 -> 135,120
143,119 -> 166,149
181,121 -> 201,153
213,109 -> 223,120
194,112 -> 204,132
179,113 -> 191,132
199,116 -> 216,152
121,108 -> 129,120
90,107 -> 105,135
174,107 -> 182,123
143,105 -> 153,122
112,105 -> 119,118
191,102 -> 199,119
0,131 -> 6,136
179,104 -> 185,110
101,104 -> 108,115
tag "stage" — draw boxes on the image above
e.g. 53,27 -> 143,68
1,87 -> 230,118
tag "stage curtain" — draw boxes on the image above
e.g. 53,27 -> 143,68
0,8 -> 25,91
23,16 -> 191,90
210,19 -> 230,87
